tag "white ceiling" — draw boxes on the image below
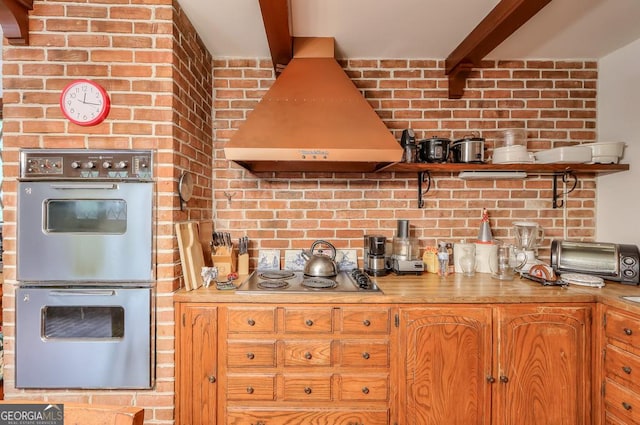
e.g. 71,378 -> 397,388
177,0 -> 640,60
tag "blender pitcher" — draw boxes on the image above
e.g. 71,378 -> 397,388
513,221 -> 544,250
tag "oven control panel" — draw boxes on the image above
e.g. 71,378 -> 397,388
20,149 -> 153,180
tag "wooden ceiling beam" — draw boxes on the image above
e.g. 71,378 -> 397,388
445,0 -> 552,99
0,0 -> 33,45
258,0 -> 293,76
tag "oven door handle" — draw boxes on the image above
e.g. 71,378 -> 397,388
49,289 -> 117,297
49,183 -> 119,190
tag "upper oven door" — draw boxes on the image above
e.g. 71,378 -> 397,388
17,181 -> 154,282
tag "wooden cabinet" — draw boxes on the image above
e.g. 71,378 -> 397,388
602,306 -> 640,424
219,305 -> 392,424
175,304 -> 217,425
399,304 -> 591,425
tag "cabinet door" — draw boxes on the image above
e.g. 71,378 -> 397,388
494,305 -> 591,425
176,304 -> 217,425
400,307 -> 492,425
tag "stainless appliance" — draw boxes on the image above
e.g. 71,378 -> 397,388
236,269 -> 382,294
16,149 -> 155,389
419,137 -> 450,163
391,219 -> 424,275
365,235 -> 388,276
16,286 -> 153,388
450,136 -> 485,163
17,149 -> 153,282
550,240 -> 640,285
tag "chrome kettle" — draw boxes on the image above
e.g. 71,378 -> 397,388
301,240 -> 339,277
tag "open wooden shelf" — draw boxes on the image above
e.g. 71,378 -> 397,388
380,162 -> 629,175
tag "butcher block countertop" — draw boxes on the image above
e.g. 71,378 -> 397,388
174,272 -> 640,312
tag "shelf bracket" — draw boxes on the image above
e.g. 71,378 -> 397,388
417,171 -> 431,208
552,171 -> 578,209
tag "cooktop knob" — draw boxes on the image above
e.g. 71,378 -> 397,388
115,161 -> 128,169
102,161 -> 112,169
83,161 -> 96,169
71,161 -> 81,169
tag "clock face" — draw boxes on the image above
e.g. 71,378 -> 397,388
59,79 -> 111,126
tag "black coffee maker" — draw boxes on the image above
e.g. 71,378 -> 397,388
364,234 -> 388,276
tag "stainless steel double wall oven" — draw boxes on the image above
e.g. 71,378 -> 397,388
16,149 -> 155,389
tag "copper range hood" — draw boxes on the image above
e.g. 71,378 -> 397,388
224,37 -> 403,173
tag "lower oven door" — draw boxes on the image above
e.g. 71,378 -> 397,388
16,286 -> 154,389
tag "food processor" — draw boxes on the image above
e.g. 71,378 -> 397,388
513,221 -> 544,272
391,220 -> 424,275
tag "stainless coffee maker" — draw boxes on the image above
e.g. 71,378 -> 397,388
364,234 -> 388,276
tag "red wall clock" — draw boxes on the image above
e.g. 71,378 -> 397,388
59,79 -> 111,126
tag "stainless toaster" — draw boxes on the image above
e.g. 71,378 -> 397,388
550,240 -> 640,285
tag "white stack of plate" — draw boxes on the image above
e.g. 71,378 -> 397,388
534,146 -> 592,164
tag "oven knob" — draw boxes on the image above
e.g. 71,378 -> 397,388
102,161 -> 112,169
71,161 -> 81,169
83,161 -> 96,169
115,161 -> 128,169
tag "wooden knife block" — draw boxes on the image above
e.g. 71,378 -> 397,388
212,248 -> 237,277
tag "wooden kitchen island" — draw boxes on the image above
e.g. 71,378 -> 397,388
174,273 -> 640,425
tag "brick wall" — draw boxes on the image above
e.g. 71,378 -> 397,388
213,58 -> 598,263
1,1 -> 212,424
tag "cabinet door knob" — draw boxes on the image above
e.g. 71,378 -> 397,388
622,401 -> 633,411
208,375 -> 216,383
305,319 -> 314,326
499,375 -> 509,383
246,386 -> 254,394
624,328 -> 633,336
363,319 -> 371,327
486,376 -> 496,383
247,352 -> 255,360
304,352 -> 313,360
304,387 -> 312,395
362,352 -> 370,360
247,318 -> 256,326
362,386 -> 370,394
622,366 -> 632,375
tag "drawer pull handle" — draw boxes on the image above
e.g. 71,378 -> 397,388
622,366 -> 632,374
305,319 -> 314,327
622,402 -> 633,411
246,386 -> 254,394
499,375 -> 509,383
247,319 -> 256,326
247,352 -> 255,360
304,352 -> 313,360
251,422 -> 265,425
208,375 -> 216,383
624,328 -> 633,336
486,375 -> 496,383
304,387 -> 312,395
363,319 -> 371,327
362,352 -> 370,360
362,386 -> 370,394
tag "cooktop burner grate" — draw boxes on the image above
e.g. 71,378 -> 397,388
301,277 -> 338,289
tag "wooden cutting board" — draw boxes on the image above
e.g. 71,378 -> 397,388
176,221 -> 206,291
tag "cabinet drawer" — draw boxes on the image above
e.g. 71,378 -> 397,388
227,341 -> 276,368
282,375 -> 332,401
226,374 -> 275,401
606,308 -> 640,348
339,374 -> 389,401
339,341 -> 389,367
283,341 -> 332,366
604,379 -> 640,424
341,307 -> 391,334
226,408 -> 389,425
227,307 -> 276,333
606,344 -> 640,394
283,307 -> 333,333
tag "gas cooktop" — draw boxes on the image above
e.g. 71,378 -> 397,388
236,269 -> 382,294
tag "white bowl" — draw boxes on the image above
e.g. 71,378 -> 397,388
534,146 -> 592,164
583,141 -> 625,164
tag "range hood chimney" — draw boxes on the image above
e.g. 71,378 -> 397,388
224,37 -> 403,173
